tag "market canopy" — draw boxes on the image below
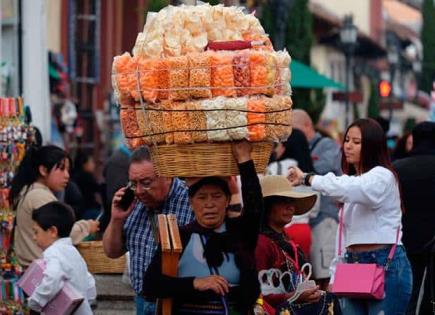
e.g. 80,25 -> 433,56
290,60 -> 344,90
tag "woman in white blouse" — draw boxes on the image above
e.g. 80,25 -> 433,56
288,118 -> 412,315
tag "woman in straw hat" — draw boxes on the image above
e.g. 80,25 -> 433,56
255,175 -> 341,315
143,140 -> 263,315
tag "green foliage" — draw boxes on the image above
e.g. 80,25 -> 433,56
148,0 -> 169,15
420,0 -> 435,93
285,0 -> 313,64
367,80 -> 380,118
207,0 -> 221,6
260,5 -> 275,43
286,0 -> 325,122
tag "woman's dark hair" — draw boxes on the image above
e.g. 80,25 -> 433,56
341,119 -> 394,175
188,177 -> 231,198
10,145 -> 70,209
392,132 -> 412,161
32,201 -> 76,238
279,128 -> 314,172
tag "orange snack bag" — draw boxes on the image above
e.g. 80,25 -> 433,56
156,59 -> 170,100
126,138 -> 146,150
135,106 -> 153,146
189,53 -> 212,99
249,52 -> 268,96
148,104 -> 166,144
233,52 -> 251,97
186,101 -> 208,143
120,108 -> 140,138
172,102 -> 192,144
161,100 -> 174,144
247,97 -> 266,141
120,107 -> 146,149
138,57 -> 158,103
128,56 -> 141,101
265,53 -> 277,96
264,96 -> 292,141
113,53 -> 134,103
210,52 -> 236,97
169,56 -> 190,101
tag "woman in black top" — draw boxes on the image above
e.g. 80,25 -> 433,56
143,141 -> 263,315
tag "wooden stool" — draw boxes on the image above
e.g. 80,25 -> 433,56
156,214 -> 182,315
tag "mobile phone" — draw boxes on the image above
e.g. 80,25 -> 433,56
118,186 -> 135,210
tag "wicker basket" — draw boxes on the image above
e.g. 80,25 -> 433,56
77,241 -> 126,274
150,142 -> 273,177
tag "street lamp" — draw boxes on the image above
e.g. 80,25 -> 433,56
339,15 -> 358,128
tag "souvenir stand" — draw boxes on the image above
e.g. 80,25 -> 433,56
0,97 -> 35,315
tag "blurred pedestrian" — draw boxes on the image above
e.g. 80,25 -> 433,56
292,109 -> 341,289
288,118 -> 412,314
9,145 -> 99,267
268,129 -> 314,175
100,142 -> 131,231
393,121 -> 435,315
392,132 -> 413,161
73,150 -> 102,220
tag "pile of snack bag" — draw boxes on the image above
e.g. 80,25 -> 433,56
112,4 -> 293,149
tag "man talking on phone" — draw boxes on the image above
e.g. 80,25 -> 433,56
103,146 -> 194,315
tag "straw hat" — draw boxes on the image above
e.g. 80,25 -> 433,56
260,175 -> 317,215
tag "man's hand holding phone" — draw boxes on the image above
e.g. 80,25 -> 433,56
111,186 -> 135,221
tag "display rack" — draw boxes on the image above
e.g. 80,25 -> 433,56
0,97 -> 34,315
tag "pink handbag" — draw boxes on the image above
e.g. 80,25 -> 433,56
331,208 -> 400,300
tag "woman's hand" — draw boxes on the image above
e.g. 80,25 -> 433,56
296,286 -> 322,303
193,275 -> 229,296
231,140 -> 252,164
287,166 -> 304,186
87,220 -> 100,234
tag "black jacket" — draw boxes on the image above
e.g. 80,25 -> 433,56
393,150 -> 435,254
142,160 -> 263,314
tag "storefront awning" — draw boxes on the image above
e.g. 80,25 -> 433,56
290,60 -> 344,90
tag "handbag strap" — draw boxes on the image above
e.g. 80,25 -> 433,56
338,207 -> 344,257
337,207 -> 401,263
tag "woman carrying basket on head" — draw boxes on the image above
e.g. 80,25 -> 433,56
143,140 -> 263,315
287,118 -> 412,314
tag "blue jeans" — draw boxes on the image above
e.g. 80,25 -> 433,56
135,295 -> 156,315
340,245 -> 413,315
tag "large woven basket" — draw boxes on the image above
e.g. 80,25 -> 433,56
150,142 -> 273,177
77,241 -> 126,274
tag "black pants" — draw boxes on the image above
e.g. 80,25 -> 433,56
406,253 -> 433,315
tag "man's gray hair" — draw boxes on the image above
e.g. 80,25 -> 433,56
129,146 -> 151,165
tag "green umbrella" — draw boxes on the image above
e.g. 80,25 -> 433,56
290,60 -> 344,90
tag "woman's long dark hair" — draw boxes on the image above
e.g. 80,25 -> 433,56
10,145 -> 70,209
341,119 -> 394,175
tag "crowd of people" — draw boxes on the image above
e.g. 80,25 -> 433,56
9,110 -> 435,315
